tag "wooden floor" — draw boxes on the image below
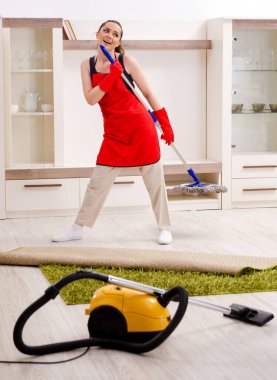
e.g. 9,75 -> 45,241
0,208 -> 277,379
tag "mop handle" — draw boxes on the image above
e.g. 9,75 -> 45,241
99,45 -> 196,176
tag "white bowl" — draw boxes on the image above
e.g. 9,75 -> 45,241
11,104 -> 19,113
41,104 -> 53,112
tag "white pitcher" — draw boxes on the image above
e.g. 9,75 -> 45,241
20,91 -> 39,112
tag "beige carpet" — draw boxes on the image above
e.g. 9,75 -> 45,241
1,246 -> 277,274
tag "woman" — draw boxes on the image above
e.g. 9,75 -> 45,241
52,20 -> 174,245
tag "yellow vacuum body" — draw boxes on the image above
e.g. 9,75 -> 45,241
86,285 -> 171,342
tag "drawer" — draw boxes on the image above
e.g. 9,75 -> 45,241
232,155 -> 277,178
6,178 -> 80,212
80,176 -> 150,208
232,178 -> 277,202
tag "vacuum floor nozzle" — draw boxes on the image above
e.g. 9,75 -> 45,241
223,303 -> 274,326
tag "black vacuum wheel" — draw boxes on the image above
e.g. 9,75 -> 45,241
88,306 -> 127,340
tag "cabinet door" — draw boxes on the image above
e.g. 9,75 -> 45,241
0,17 -> 5,218
232,178 -> 277,203
232,154 -> 277,178
3,21 -> 63,169
80,176 -> 151,208
232,28 -> 277,155
6,178 -> 80,212
231,22 -> 277,208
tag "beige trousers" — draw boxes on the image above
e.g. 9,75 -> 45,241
75,161 -> 171,230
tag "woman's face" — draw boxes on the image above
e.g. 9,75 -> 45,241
97,22 -> 122,51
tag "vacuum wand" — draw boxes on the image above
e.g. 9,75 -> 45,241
108,275 -> 230,313
107,273 -> 274,326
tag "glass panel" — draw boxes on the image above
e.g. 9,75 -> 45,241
232,30 -> 277,154
9,27 -> 54,167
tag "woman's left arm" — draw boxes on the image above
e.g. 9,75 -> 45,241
123,55 -> 162,111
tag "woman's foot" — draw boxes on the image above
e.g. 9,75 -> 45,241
52,224 -> 83,242
158,230 -> 172,245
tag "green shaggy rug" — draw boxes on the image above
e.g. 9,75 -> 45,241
40,264 -> 277,305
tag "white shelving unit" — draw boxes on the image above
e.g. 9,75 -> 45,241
207,18 -> 277,209
231,23 -> 277,208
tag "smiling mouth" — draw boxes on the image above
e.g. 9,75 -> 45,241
103,40 -> 111,45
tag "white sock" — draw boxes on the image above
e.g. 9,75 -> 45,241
72,223 -> 83,231
52,224 -> 83,242
158,229 -> 172,245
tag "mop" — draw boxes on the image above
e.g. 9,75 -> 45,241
100,45 -> 227,196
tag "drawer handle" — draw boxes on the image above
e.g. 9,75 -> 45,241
242,165 -> 277,169
114,181 -> 135,185
24,184 -> 63,188
243,188 -> 277,192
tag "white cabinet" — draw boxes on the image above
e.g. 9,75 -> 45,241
232,154 -> 277,207
0,18 -> 65,219
232,154 -> 277,178
231,28 -> 277,155
231,21 -> 277,208
5,174 -> 155,217
80,176 -> 151,210
208,18 -> 277,209
4,163 -> 222,218
6,178 -> 80,217
2,18 -> 64,168
232,178 -> 277,204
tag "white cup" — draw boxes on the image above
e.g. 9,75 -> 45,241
11,104 -> 19,113
41,104 -> 53,112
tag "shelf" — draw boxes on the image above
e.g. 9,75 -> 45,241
232,151 -> 277,156
11,69 -> 53,73
167,195 -> 220,211
232,152 -> 277,156
163,161 -> 221,175
2,18 -> 63,28
233,19 -> 277,30
63,39 -> 212,51
12,112 -> 54,116
5,161 -> 222,180
233,69 -> 277,72
232,110 -> 277,114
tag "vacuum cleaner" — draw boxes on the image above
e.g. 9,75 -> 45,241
100,44 -> 227,196
13,270 -> 274,356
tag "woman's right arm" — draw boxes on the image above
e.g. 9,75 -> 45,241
81,59 -> 106,105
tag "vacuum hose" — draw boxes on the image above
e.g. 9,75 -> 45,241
13,270 -> 188,355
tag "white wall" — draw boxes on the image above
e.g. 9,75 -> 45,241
0,0 -> 277,20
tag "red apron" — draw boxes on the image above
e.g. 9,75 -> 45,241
92,72 -> 160,167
